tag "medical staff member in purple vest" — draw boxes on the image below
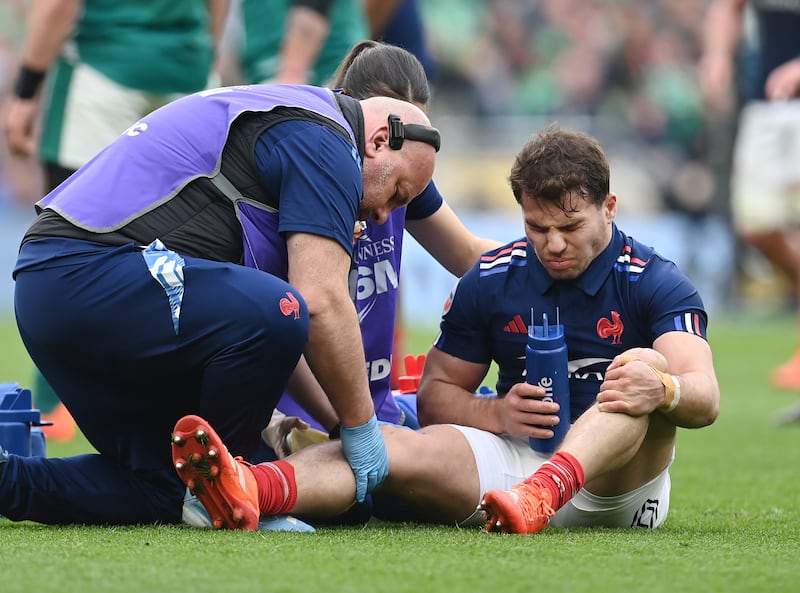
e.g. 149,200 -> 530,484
268,42 -> 500,444
0,84 -> 440,527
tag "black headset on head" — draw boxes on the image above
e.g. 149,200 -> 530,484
388,114 -> 441,152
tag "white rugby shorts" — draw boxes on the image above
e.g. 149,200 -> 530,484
731,100 -> 800,234
43,63 -> 186,169
452,425 -> 673,529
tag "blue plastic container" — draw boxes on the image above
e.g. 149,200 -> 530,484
0,382 -> 48,457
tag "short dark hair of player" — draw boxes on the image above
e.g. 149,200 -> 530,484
509,123 -> 610,212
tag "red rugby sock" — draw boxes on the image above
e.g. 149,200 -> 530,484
248,460 -> 298,515
528,451 -> 585,511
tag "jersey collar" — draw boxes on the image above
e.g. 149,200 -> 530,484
528,223 -> 621,297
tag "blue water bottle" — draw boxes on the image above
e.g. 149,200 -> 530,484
526,309 -> 570,454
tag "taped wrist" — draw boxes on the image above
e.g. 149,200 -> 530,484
650,367 -> 681,412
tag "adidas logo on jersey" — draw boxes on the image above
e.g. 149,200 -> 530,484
503,314 -> 527,333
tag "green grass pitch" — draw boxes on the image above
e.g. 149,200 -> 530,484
1,314 -> 799,593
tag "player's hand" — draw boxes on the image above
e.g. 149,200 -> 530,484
4,97 -> 38,157
597,351 -> 667,416
765,58 -> 800,101
261,409 -> 311,458
500,382 -> 561,439
340,414 -> 389,502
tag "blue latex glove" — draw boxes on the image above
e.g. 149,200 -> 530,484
340,414 -> 389,502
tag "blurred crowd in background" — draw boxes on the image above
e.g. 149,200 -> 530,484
0,0 -> 779,318
426,0 -> 729,212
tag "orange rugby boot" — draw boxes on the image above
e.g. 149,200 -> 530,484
771,352 -> 800,390
479,477 -> 555,535
171,414 -> 260,530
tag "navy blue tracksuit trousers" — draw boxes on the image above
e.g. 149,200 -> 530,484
1,238 -> 308,524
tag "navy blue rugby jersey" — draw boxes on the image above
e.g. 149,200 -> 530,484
434,224 -> 707,420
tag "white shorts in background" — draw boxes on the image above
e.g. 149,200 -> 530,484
731,100 -> 800,234
44,63 -> 187,170
452,425 -> 673,530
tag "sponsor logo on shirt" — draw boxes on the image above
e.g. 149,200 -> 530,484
350,236 -> 399,322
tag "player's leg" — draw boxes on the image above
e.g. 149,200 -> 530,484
368,424 -> 482,524
284,423 -> 483,524
551,455 -> 673,530
171,420 -> 486,529
764,106 -> 800,389
729,103 -> 800,387
481,405 -> 675,534
171,414 -> 349,530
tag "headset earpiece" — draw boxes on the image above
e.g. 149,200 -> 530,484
387,114 -> 441,152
